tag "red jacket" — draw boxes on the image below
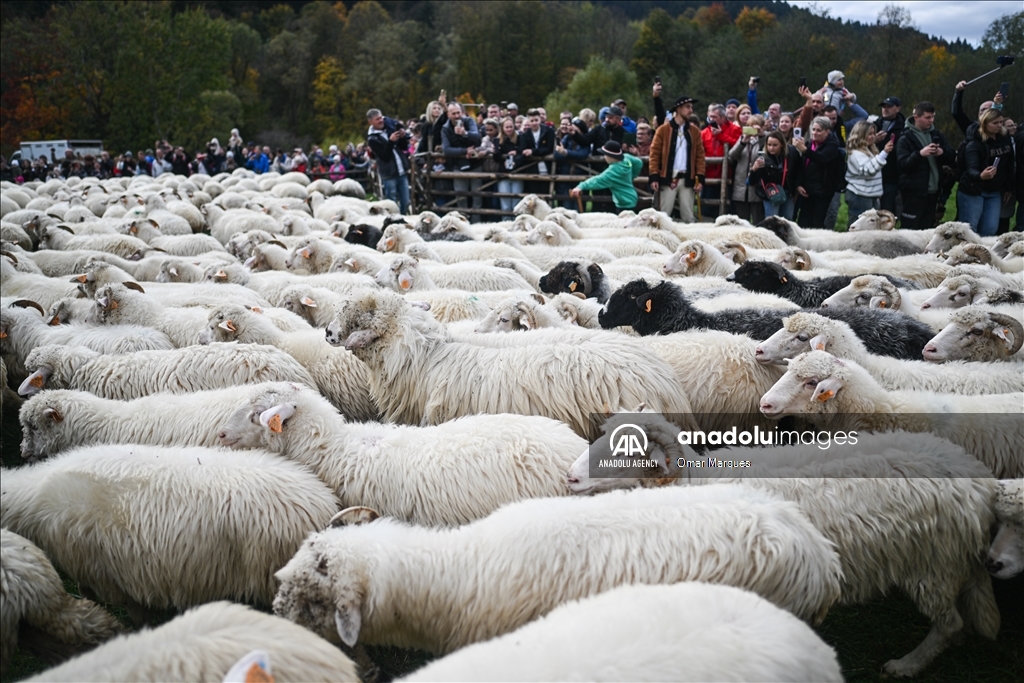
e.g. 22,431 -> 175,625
700,121 -> 741,179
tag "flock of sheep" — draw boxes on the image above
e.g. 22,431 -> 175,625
0,167 -> 1022,682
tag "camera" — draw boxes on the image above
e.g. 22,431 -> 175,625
997,55 -> 1015,67
752,76 -> 761,84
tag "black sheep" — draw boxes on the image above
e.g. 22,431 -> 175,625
539,261 -> 611,303
344,223 -> 384,250
727,261 -> 920,308
599,279 -> 935,360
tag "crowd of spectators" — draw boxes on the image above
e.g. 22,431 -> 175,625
369,70 -> 1018,233
4,70 -> 1019,235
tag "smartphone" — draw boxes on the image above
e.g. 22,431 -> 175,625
799,76 -> 807,89
793,127 -> 803,139
999,82 -> 1010,99
757,151 -> 766,159
654,75 -> 661,85
992,157 -> 1001,169
440,89 -> 446,99
752,76 -> 761,84
742,126 -> 758,136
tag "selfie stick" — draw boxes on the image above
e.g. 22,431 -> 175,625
965,56 -> 1015,86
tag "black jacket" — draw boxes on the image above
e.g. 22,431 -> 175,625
796,135 -> 840,197
950,88 -> 973,135
959,128 -> 1015,196
441,116 -> 482,171
749,146 -> 801,199
516,126 -> 555,167
874,111 -> 906,184
896,121 -> 955,195
367,116 -> 411,180
573,121 -> 623,152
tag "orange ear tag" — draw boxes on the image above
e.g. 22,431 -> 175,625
110,300 -> 118,309
781,276 -> 788,283
29,374 -> 44,388
267,414 -> 283,433
815,343 -> 825,351
568,281 -> 577,292
816,389 -> 834,402
644,299 -> 652,313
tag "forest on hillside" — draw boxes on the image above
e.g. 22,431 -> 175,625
1,0 -> 1021,154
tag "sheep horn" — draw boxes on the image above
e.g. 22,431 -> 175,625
123,281 -> 146,294
328,506 -> 380,528
989,313 -> 1024,355
10,300 -> 45,315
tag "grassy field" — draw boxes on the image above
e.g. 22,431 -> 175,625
2,404 -> 1021,682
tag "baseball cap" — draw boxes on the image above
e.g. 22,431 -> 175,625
725,98 -> 740,107
879,97 -> 902,107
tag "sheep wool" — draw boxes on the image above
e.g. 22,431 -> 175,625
401,583 -> 843,683
273,484 -> 842,654
2,446 -> 340,612
26,602 -> 357,683
1,529 -> 124,676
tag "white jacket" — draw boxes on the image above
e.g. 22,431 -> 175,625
845,149 -> 887,198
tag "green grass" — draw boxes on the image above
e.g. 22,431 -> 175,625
3,401 -> 1022,681
834,185 -> 1017,233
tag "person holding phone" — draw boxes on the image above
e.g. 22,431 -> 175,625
750,131 -> 800,220
441,102 -> 484,221
896,102 -> 956,230
728,114 -> 767,223
957,107 -> 1015,236
700,104 -> 741,218
845,121 -> 894,224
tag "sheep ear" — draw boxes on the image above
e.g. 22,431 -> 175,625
123,281 -> 145,294
259,403 -> 296,433
335,601 -> 362,648
994,326 -> 1016,351
530,293 -> 546,305
218,319 -> 237,332
247,306 -> 263,314
329,506 -> 380,528
633,402 -> 647,413
300,296 -> 317,308
808,334 -> 828,352
301,248 -> 311,259
795,256 -> 806,267
344,329 -> 380,349
43,407 -> 64,423
398,270 -> 413,290
71,274 -> 89,283
868,296 -> 888,309
780,275 -> 788,284
169,266 -> 179,277
409,301 -> 431,311
516,309 -> 534,330
811,377 -> 843,403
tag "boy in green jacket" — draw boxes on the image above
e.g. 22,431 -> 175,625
570,141 -> 643,211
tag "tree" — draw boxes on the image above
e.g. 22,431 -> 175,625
313,56 -> 348,139
735,7 -> 777,42
544,55 -> 644,119
981,11 -> 1024,57
693,3 -> 731,33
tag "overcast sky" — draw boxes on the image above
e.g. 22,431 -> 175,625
788,1 -> 1019,46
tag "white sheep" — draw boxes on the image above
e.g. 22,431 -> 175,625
401,583 -> 843,683
1,299 -> 175,379
378,224 -> 523,262
204,264 -> 375,305
920,274 -> 1023,310
37,225 -> 152,260
17,342 -> 316,400
2,446 -> 340,621
987,479 -> 1024,579
943,242 -> 1024,274
198,303 -> 377,421
925,221 -> 999,253
1,258 -> 84,309
1,529 -> 124,676
627,208 -> 787,249
662,239 -> 738,277
756,311 -> 1023,394
325,289 -> 697,438
120,218 -> 224,257
154,258 -> 205,283
375,254 -> 534,293
525,222 -> 673,258
17,385 -> 284,460
759,350 -> 1024,477
923,306 -> 1024,363
328,245 -> 388,276
566,410 -> 999,678
216,381 -> 587,526
272,484 -> 841,653
28,601 -> 357,683
774,245 -> 952,288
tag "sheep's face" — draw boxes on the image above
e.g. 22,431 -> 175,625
414,212 -> 438,233
345,224 -> 382,250
19,393 -> 73,461
943,243 -> 992,267
774,247 -> 811,271
539,261 -> 588,297
219,386 -> 303,451
474,297 -> 545,333
759,351 -> 846,418
625,209 -> 661,229
922,309 -> 1023,362
728,260 -> 790,293
511,214 -> 539,232
91,285 -> 130,324
279,289 -> 320,325
994,232 -> 1024,258
376,225 -> 403,253
199,305 -> 249,345
44,299 -> 77,326
375,258 -> 418,292
848,209 -> 896,232
286,244 -> 315,272
925,223 -> 972,254
203,262 -> 246,284
756,320 -> 831,364
156,261 -> 179,283
663,242 -> 704,276
326,291 -> 406,354
987,480 -> 1024,579
273,531 -> 366,647
512,194 -> 536,216
920,278 -> 975,310
599,280 -> 652,330
820,276 -> 899,310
